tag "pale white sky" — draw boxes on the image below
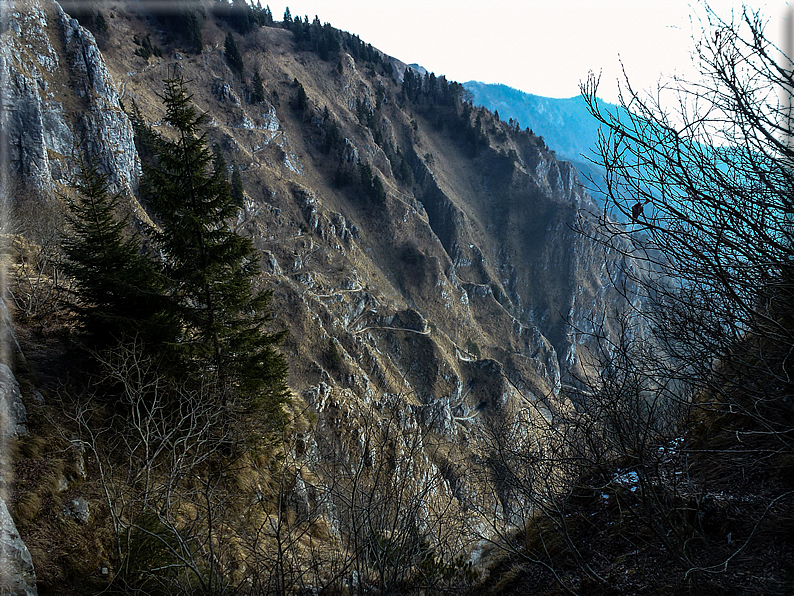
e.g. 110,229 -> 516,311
263,0 -> 790,103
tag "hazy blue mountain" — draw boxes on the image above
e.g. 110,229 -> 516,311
464,81 -> 620,208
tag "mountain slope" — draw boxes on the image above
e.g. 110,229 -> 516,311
463,81 -> 622,207
1,1 -> 641,591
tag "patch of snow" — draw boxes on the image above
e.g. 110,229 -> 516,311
613,470 -> 639,492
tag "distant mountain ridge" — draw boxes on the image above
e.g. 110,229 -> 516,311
463,81 -> 620,206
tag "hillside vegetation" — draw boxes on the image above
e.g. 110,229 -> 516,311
1,1 -> 791,595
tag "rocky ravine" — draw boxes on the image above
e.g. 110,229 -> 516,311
1,0 -> 640,588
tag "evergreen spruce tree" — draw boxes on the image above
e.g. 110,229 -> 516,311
224,31 -> 244,75
158,2 -> 203,54
293,78 -> 308,112
212,0 -> 232,23
63,150 -> 174,349
371,173 -> 386,203
141,75 -> 289,420
185,10 -> 203,54
251,70 -> 265,104
229,0 -> 253,34
94,10 -> 108,36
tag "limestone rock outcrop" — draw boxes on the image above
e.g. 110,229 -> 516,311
0,364 -> 27,439
0,497 -> 37,596
1,0 -> 138,194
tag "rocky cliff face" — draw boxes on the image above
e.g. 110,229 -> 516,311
1,0 -> 138,195
0,292 -> 35,595
2,0 -> 640,585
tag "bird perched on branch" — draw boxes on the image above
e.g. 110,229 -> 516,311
631,199 -> 651,222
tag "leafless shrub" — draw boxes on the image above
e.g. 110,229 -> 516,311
303,396 -> 476,595
7,183 -> 69,323
500,2 -> 794,586
578,5 -> 794,454
67,339 -> 238,595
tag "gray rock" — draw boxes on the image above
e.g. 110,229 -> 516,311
0,55 -> 51,187
58,4 -> 140,194
63,497 -> 90,524
0,364 -> 28,438
31,391 -> 45,407
0,497 -> 37,596
262,251 -> 282,275
0,300 -> 23,363
0,3 -> 140,195
414,401 -> 454,436
213,79 -> 240,104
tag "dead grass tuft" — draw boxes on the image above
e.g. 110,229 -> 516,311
13,491 -> 43,526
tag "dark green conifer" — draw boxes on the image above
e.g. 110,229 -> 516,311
229,0 -> 253,34
293,78 -> 308,112
185,9 -> 203,54
212,0 -> 232,23
251,70 -> 265,103
129,100 -> 159,167
158,2 -> 203,54
396,151 -> 413,186
225,31 -> 244,74
358,162 -> 373,192
141,75 -> 289,419
323,120 -> 342,154
372,174 -> 386,203
63,150 -> 173,349
94,10 -> 108,36
358,162 -> 386,203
